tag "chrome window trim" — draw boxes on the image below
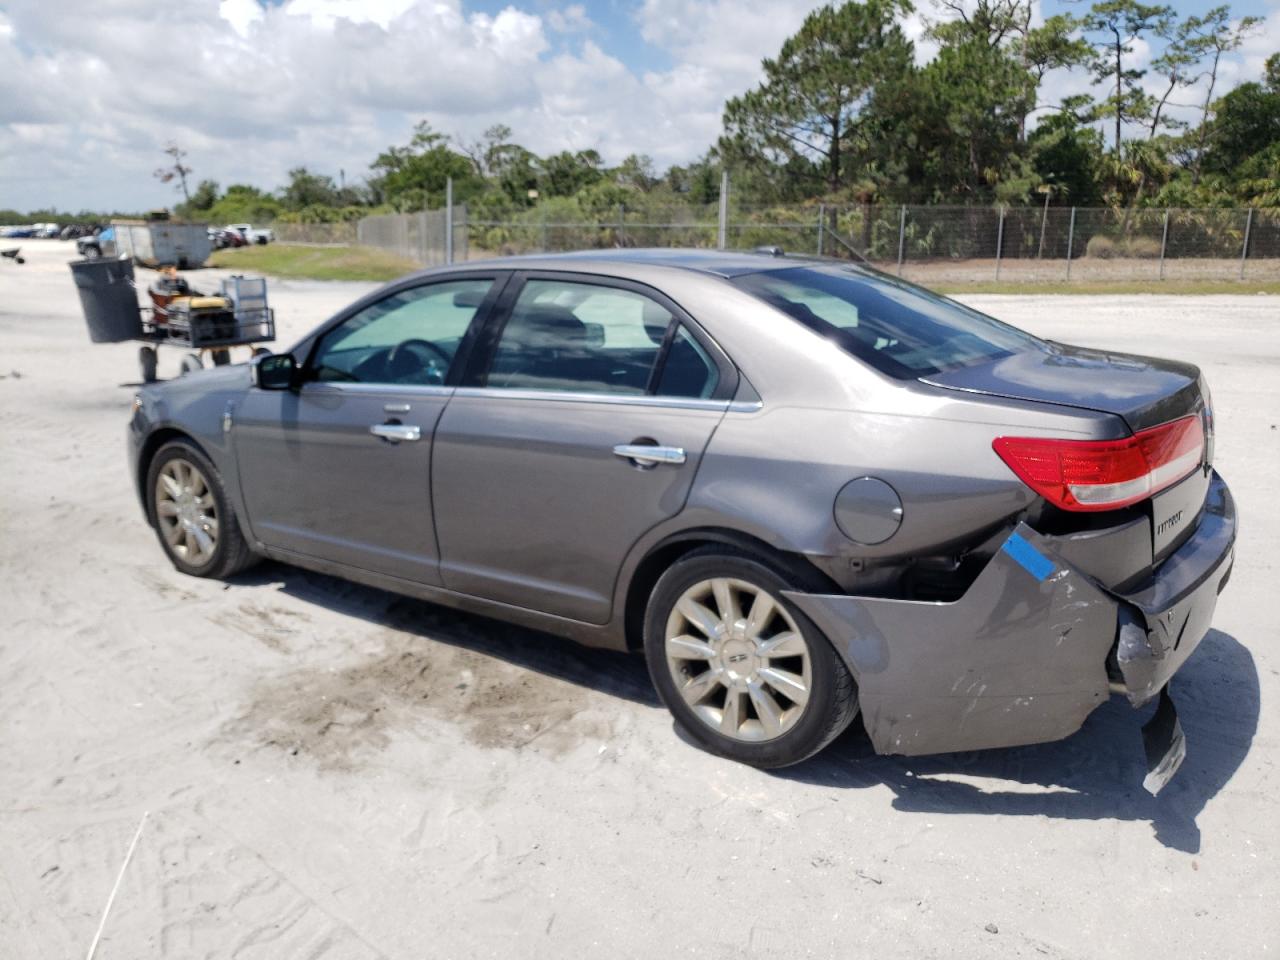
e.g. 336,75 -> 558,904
301,382 -> 455,398
450,386 -> 761,413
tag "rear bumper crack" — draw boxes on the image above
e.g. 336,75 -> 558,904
784,471 -> 1236,769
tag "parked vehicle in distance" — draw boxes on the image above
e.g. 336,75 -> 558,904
209,227 -> 247,250
227,223 -> 273,245
77,226 -> 115,259
1,225 -> 36,238
126,250 -> 1235,790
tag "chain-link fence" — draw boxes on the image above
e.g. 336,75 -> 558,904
269,221 -> 359,245
333,188 -> 1280,284
354,209 -> 468,266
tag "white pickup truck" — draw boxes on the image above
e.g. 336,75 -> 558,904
228,223 -> 274,245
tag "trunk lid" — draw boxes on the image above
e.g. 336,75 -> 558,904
926,341 -> 1213,569
921,341 -> 1203,433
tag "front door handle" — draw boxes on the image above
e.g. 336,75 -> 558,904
371,423 -> 421,442
613,444 -> 686,466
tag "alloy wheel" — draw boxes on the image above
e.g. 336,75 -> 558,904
664,577 -> 812,742
154,458 -> 219,567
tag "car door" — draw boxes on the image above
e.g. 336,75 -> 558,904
233,274 -> 505,585
431,273 -> 737,623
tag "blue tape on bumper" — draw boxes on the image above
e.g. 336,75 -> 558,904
1002,532 -> 1055,582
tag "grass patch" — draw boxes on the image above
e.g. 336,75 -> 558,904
210,244 -> 1279,295
209,243 -> 419,282
935,279 -> 1280,296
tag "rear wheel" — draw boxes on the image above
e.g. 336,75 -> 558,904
643,548 -> 858,768
180,353 -> 203,375
138,346 -> 157,383
147,440 -> 257,579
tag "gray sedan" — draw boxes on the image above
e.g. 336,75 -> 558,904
128,250 -> 1235,789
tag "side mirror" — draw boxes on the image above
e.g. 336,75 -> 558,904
251,352 -> 297,390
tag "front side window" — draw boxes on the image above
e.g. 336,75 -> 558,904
486,279 -> 716,397
311,278 -> 494,385
732,266 -> 1041,379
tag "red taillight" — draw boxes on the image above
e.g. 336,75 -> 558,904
993,415 -> 1204,512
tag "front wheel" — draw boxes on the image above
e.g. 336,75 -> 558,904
643,548 -> 858,768
147,440 -> 258,579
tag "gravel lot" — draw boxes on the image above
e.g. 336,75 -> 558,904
2,239 -> 1277,959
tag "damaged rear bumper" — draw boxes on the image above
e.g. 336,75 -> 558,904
785,471 -> 1235,791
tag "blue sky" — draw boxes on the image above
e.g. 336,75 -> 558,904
2,0 -> 1275,211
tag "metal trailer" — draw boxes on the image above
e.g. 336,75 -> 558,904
112,220 -> 213,269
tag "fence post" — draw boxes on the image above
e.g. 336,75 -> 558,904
1036,191 -> 1049,260
1065,207 -> 1076,280
445,177 -> 454,266
540,213 -> 548,254
994,206 -> 1006,282
1240,207 -> 1254,280
1159,209 -> 1169,280
896,205 -> 906,277
717,171 -> 729,250
617,203 -> 625,247
817,203 -> 825,256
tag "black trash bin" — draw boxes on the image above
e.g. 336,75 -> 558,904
69,256 -> 142,343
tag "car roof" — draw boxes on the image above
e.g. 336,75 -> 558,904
439,248 -> 849,280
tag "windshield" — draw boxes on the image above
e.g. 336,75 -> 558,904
731,265 -> 1041,379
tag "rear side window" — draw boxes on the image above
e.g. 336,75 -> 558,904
731,266 -> 1040,379
485,279 -> 718,398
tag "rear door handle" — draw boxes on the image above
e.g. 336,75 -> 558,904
613,444 -> 686,466
371,423 -> 421,442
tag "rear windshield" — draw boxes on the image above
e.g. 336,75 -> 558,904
731,266 -> 1040,379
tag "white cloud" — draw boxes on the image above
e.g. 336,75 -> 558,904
0,0 -> 1270,212
219,0 -> 264,37
547,4 -> 592,33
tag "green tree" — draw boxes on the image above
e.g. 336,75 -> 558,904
612,154 -> 658,192
368,122 -> 479,211
208,184 -> 283,224
1198,54 -> 1280,179
176,179 -> 219,219
280,167 -> 340,210
1029,106 -> 1105,205
537,150 -> 604,197
1145,18 -> 1201,140
925,2 -> 1091,142
1082,0 -> 1174,153
912,37 -> 1037,200
1182,6 -> 1262,182
721,0 -> 913,195
1016,15 -> 1093,141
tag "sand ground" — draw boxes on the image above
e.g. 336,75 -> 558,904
1,239 -> 1277,959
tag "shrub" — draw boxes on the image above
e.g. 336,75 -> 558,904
1085,235 -> 1116,258
1125,236 -> 1162,258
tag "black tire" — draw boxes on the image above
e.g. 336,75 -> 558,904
139,346 -> 158,383
146,439 -> 258,579
643,547 -> 858,768
180,353 -> 203,375
211,349 -> 231,366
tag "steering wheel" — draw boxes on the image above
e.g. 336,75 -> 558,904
385,338 -> 451,384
